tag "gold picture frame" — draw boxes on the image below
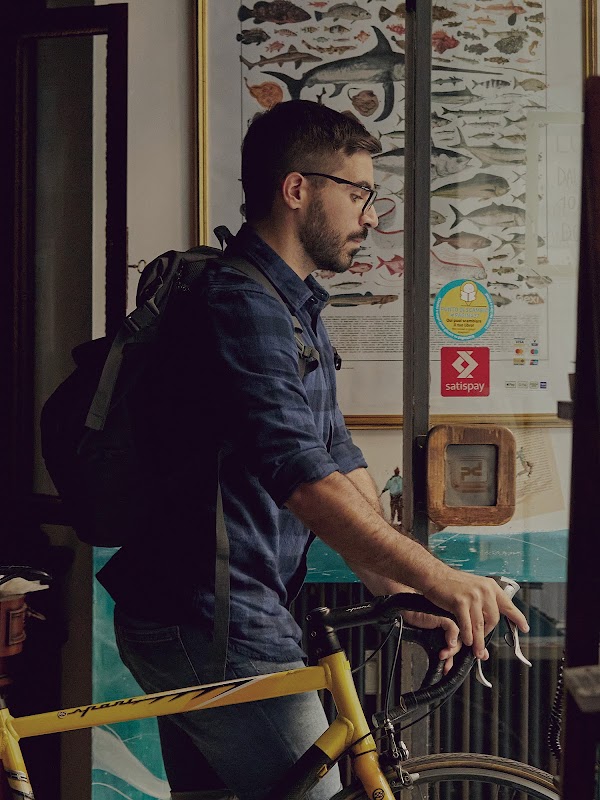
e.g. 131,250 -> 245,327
195,0 -> 597,430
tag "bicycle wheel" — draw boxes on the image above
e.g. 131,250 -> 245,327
334,753 -> 559,800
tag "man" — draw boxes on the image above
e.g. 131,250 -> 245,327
98,100 -> 528,800
380,467 -> 403,525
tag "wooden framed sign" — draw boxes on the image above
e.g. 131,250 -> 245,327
427,424 -> 516,527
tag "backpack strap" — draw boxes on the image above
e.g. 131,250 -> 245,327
216,256 -> 320,380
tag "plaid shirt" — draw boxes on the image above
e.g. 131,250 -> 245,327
98,224 -> 366,661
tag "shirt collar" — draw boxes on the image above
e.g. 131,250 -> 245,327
226,223 -> 329,314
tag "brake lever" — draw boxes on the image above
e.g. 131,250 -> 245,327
498,576 -> 532,667
474,577 -> 532,688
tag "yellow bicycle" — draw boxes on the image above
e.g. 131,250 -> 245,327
0,566 -> 558,800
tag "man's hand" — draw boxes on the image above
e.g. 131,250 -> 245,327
421,571 -> 529,661
402,610 -> 461,674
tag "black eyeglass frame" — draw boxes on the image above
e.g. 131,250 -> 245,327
299,172 -> 378,215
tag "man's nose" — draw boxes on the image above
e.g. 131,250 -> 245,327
361,204 -> 378,228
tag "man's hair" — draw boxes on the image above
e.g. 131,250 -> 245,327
241,100 -> 382,223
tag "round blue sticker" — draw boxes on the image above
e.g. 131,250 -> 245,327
433,280 -> 494,341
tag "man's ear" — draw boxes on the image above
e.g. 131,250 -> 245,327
281,172 -> 305,211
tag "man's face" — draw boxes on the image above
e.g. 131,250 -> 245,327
298,151 -> 378,274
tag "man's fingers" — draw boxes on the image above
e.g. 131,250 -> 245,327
471,614 -> 488,660
500,599 -> 530,633
455,605 -> 474,648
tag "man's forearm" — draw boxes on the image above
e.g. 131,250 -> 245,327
343,468 -> 419,595
286,471 -> 446,593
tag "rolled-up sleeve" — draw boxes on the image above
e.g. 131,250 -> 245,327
206,282 -> 340,507
330,405 -> 368,474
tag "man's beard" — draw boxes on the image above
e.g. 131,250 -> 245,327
299,194 -> 367,273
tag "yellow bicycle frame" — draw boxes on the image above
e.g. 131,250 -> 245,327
0,649 -> 395,799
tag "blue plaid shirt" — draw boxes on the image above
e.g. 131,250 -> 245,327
98,224 -> 367,661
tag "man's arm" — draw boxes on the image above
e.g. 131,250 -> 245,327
286,470 -> 529,660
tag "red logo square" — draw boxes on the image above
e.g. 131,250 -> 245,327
441,347 -> 490,397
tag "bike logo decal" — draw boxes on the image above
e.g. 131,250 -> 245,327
373,790 -> 385,800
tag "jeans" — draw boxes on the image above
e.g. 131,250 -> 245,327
114,609 -> 342,800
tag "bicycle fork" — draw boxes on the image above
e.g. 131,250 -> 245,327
0,700 -> 34,800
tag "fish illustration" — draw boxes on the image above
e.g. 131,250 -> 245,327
278,28 -> 298,36
325,24 -> 351,34
376,253 -> 405,275
527,25 -> 543,37
468,15 -> 496,24
474,1 -> 525,11
236,28 -> 271,45
481,27 -> 528,38
450,202 -> 526,230
379,3 -> 406,22
432,76 -> 462,86
432,231 -> 493,250
301,25 -> 319,32
455,126 -> 526,167
526,11 -> 544,22
386,23 -> 406,35
459,31 -> 481,41
431,87 -> 479,105
431,111 -> 451,127
238,1 -> 311,25
485,56 -> 510,64
490,293 -> 512,306
354,30 -> 371,43
431,145 -> 472,178
266,40 -> 285,53
514,76 -> 546,91
430,209 -> 446,226
502,133 -> 527,144
264,29 -> 499,122
473,77 -> 511,90
432,31 -> 459,54
379,2 -> 458,22
492,265 -> 516,274
445,107 -> 505,117
331,280 -> 363,287
375,145 -> 471,180
303,40 -> 357,55
241,45 -> 322,70
328,291 -> 399,307
348,261 -> 373,274
495,233 -> 545,254
465,44 -> 489,55
430,247 -> 487,287
495,32 -> 528,53
315,2 -> 372,21
487,280 -> 520,288
381,128 -> 405,139
522,273 -> 552,288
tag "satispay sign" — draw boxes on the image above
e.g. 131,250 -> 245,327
441,347 -> 490,397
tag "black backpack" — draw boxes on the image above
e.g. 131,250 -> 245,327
40,226 -> 320,549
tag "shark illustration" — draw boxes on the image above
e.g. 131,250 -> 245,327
263,28 -> 498,121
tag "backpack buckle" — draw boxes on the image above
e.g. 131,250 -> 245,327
124,299 -> 160,333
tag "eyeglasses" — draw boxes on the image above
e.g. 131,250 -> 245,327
299,172 -> 378,216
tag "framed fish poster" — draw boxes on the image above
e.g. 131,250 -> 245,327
197,0 -> 597,427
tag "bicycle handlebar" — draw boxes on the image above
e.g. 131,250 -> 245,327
306,578 -> 522,729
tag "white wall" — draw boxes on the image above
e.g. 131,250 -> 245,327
96,0 -> 196,311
